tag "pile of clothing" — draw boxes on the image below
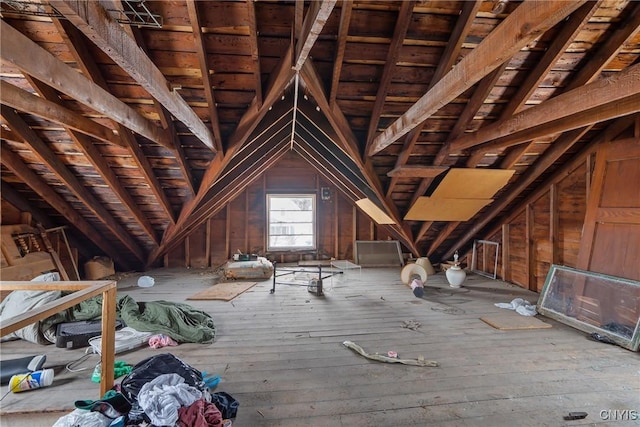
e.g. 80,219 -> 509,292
53,353 -> 238,427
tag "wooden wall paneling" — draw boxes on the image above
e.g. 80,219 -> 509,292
577,138 -> 640,281
167,240 -> 186,268
334,193 -> 339,258
185,236 -> 190,268
557,162 -> 588,267
532,193 -> 551,292
508,212 -> 527,288
228,197 -> 246,257
188,222 -> 208,268
550,183 -> 559,265
205,218 -> 211,267
207,209 -> 227,267
502,224 -> 510,281
247,185 -> 265,255
225,204 -> 231,262
526,204 -> 534,291
352,205 -> 357,259
244,190 -> 249,253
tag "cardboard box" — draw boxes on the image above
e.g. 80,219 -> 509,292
84,257 -> 115,279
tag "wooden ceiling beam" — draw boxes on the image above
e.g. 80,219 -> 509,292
1,106 -> 147,264
25,76 -> 160,245
387,165 -> 449,179
51,0 -> 216,152
368,0 -> 587,156
246,0 -> 263,108
0,145 -> 134,270
0,81 -> 121,147
49,17 -> 177,224
294,0 -> 337,71
441,116 -> 636,262
496,1 -> 608,168
329,0 -> 353,108
186,0 -> 223,153
0,20 -> 170,148
365,1 -> 415,149
386,1 -> 481,197
159,137 -> 291,256
565,1 -> 640,92
451,64 -> 640,153
500,2 -> 599,119
301,60 -> 419,256
150,46 -> 297,264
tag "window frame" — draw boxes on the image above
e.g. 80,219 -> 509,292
266,193 -> 317,252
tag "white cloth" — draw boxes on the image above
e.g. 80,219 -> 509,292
495,297 -> 538,316
52,409 -> 112,427
137,373 -> 202,426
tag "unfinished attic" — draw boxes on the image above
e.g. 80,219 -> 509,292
1,0 -> 639,425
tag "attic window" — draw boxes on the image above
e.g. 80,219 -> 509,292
267,194 -> 316,251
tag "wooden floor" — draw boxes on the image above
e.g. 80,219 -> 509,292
1,266 -> 639,426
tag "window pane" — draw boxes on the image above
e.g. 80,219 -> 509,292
267,194 -> 315,250
270,211 -> 313,222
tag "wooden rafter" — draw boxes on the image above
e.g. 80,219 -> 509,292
1,106 -> 147,264
300,60 -> 419,256
0,145 -> 134,270
246,0 -> 263,108
386,1 -> 481,197
149,46 -> 297,264
500,2 -> 599,120
387,165 -> 449,179
160,134 -> 292,256
25,76 -> 160,244
51,0 -> 216,152
450,64 -> 640,153
0,81 -> 121,147
441,116 -> 637,262
48,18 -> 177,224
121,21 -> 196,200
368,0 -> 587,156
0,20 -> 170,148
329,0 -> 353,108
364,0 -> 415,149
410,64 -> 508,244
497,1 -> 636,169
186,0 -> 223,153
295,0 -> 337,71
565,2 -> 640,92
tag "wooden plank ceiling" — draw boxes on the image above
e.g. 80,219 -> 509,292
1,0 -> 639,269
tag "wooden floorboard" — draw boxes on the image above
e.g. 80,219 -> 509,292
1,266 -> 638,426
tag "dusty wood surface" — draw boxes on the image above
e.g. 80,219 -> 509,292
1,267 -> 638,426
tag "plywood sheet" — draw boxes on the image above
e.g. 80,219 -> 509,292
355,198 -> 395,224
404,197 -> 491,221
480,313 -> 552,330
187,281 -> 257,301
432,168 -> 515,199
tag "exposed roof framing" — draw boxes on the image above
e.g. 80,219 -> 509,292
50,0 -> 217,151
2,0 -> 639,267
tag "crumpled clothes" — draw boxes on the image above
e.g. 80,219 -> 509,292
177,398 -> 223,427
495,298 -> 537,316
138,373 -> 203,426
149,334 -> 178,349
53,408 -> 113,427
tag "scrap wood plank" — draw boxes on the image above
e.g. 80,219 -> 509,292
187,281 -> 257,301
480,313 -> 552,330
